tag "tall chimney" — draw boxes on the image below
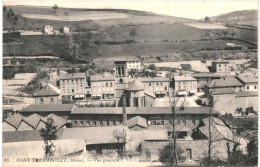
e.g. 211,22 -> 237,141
122,92 -> 127,126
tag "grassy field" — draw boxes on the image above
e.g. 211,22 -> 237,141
106,23 -> 208,41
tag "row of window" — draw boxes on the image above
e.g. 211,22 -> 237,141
62,83 -> 83,88
40,97 -> 54,103
92,88 -> 114,93
92,82 -> 114,87
246,85 -> 257,90
61,79 -> 84,83
63,89 -> 84,94
147,82 -> 168,87
148,119 -> 196,125
177,81 -> 194,85
73,120 -> 121,127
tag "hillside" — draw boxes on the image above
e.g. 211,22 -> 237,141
210,9 -> 258,27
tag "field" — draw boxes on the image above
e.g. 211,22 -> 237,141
22,11 -> 128,21
186,22 -> 227,29
106,23 -> 208,41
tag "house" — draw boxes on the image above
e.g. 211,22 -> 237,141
90,74 -> 115,99
138,77 -> 171,98
59,73 -> 86,100
192,74 -> 221,92
127,116 -> 147,130
235,75 -> 258,91
42,25 -> 54,35
61,27 -> 70,34
33,83 -> 62,104
209,77 -> 244,93
212,61 -> 230,74
173,75 -> 197,95
141,117 -> 241,161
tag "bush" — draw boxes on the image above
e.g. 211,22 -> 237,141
159,142 -> 185,166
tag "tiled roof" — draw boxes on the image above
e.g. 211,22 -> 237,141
174,75 -> 197,81
71,107 -> 219,115
211,88 -> 235,95
236,91 -> 258,97
20,104 -> 75,113
138,77 -> 170,82
23,114 -> 42,128
128,116 -> 147,128
41,113 -> 67,129
61,126 -> 128,144
193,74 -> 221,78
3,129 -> 64,143
33,84 -> 61,97
236,75 -> 258,84
210,78 -> 243,88
126,79 -> 145,91
90,74 -> 115,81
200,117 -> 238,143
4,114 -> 24,129
60,73 -> 86,80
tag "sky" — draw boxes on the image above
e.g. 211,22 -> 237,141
2,0 -> 259,19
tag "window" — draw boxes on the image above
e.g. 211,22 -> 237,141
149,83 -> 152,86
40,98 -> 44,103
86,121 -> 90,127
254,86 -> 257,89
192,120 -> 196,125
100,121 -> 103,127
113,121 -> 116,126
247,86 -> 249,90
156,83 -> 159,86
106,121 -> 110,126
50,98 -> 54,102
161,120 -> 164,125
219,64 -> 221,67
165,87 -> 167,91
106,82 -> 108,87
73,121 -> 77,127
151,120 -> 156,125
183,120 -> 186,125
170,121 -> 173,125
76,79 -> 78,82
72,89 -> 74,93
119,78 -> 123,83
93,121 -> 96,127
161,83 -> 163,86
79,121 -> 83,127
110,82 -> 113,87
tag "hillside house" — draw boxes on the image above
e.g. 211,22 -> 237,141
34,84 -> 62,104
212,61 -> 230,74
42,25 -> 54,35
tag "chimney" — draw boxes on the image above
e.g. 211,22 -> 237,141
122,92 -> 127,126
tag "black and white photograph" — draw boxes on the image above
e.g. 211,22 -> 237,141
2,0 -> 258,166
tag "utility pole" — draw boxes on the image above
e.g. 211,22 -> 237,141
207,78 -> 212,166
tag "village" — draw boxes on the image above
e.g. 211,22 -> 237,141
2,3 -> 258,167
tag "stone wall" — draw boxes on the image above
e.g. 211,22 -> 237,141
212,94 -> 258,115
141,140 -> 236,161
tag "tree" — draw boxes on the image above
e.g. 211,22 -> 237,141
52,4 -> 58,13
205,16 -> 210,23
8,8 -> 14,17
245,107 -> 256,116
222,30 -> 228,40
40,117 -> 58,157
247,139 -> 257,158
129,28 -> 137,41
113,128 -> 131,157
147,64 -> 157,71
159,141 -> 184,166
3,6 -> 7,12
235,107 -> 244,116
